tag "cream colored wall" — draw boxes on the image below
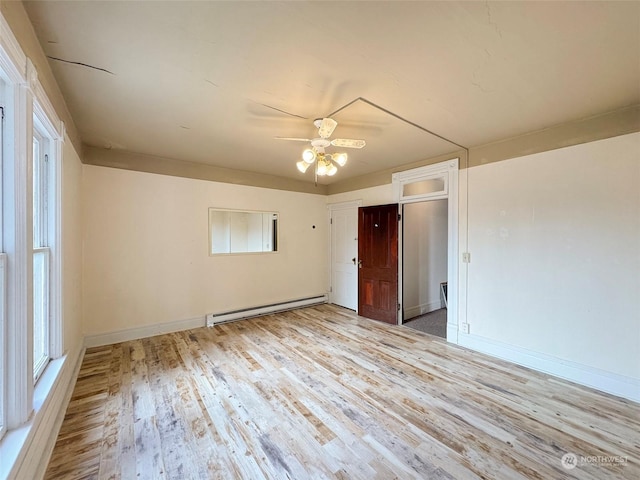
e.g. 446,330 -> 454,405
62,138 -> 84,353
327,183 -> 394,207
82,165 -> 328,336
465,132 -> 640,379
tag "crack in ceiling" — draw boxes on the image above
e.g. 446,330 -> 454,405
47,56 -> 115,75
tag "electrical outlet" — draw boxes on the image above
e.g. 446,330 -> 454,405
460,322 -> 470,334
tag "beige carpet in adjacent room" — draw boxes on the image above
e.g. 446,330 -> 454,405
403,308 -> 447,338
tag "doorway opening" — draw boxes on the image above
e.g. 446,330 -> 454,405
328,158 -> 459,341
393,158 -> 459,342
401,199 -> 448,338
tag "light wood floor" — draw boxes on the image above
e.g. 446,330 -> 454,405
45,304 -> 639,479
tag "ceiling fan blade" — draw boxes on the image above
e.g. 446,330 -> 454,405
318,118 -> 338,139
274,137 -> 311,142
331,138 -> 366,149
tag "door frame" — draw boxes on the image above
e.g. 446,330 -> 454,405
327,200 -> 362,309
392,158 -> 459,341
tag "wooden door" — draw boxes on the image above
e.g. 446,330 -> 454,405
358,204 -> 399,324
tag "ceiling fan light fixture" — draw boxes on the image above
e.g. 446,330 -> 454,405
316,159 -> 328,176
296,160 -> 311,173
302,148 -> 316,163
334,152 -> 348,167
286,117 -> 365,179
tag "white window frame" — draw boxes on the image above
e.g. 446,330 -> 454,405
32,83 -> 63,382
32,123 -> 50,381
32,129 -> 48,247
0,15 -> 32,434
0,15 -> 64,447
32,246 -> 50,381
0,252 -> 6,441
0,14 -> 67,477
0,98 -> 5,441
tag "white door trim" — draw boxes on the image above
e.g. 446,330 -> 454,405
392,159 -> 459,342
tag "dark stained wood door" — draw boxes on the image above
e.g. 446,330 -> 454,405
358,204 -> 398,324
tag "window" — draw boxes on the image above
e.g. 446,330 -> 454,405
32,127 -> 51,381
32,104 -> 60,384
0,11 -> 64,453
209,208 -> 279,255
0,97 -> 5,440
402,176 -> 446,198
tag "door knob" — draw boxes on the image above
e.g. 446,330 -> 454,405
352,258 -> 362,267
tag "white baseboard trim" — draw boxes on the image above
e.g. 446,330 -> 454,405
458,332 -> 640,403
206,295 -> 328,326
404,300 -> 442,320
85,315 -> 206,348
2,342 -> 85,480
446,323 -> 458,343
85,296 -> 329,348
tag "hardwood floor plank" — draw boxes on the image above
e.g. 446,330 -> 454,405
117,342 -> 136,480
45,305 -> 639,479
97,343 -> 124,480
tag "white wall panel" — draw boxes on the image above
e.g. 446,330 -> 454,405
62,138 -> 83,353
465,132 -> 640,380
82,166 -> 328,336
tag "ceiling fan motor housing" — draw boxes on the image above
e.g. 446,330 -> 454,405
311,138 -> 331,149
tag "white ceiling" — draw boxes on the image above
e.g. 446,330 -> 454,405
24,1 -> 640,185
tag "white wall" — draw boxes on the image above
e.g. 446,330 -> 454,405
464,132 -> 640,383
403,200 -> 448,319
62,138 -> 84,353
328,183 -> 395,207
82,166 -> 328,336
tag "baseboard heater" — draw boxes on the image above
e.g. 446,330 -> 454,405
205,295 -> 328,327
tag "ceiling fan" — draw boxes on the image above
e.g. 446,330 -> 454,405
276,118 -> 366,177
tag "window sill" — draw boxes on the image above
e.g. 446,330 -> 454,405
0,355 -> 65,480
